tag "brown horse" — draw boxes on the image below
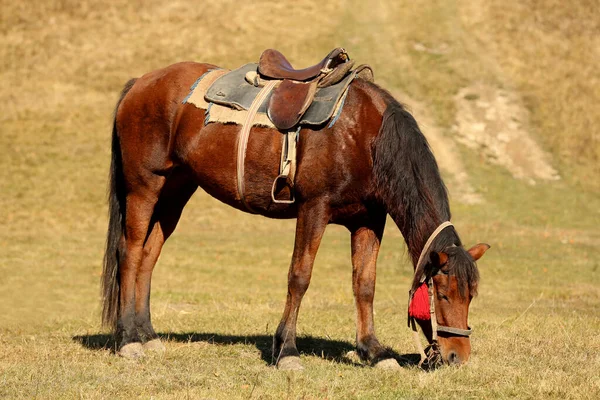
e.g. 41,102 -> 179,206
102,60 -> 489,369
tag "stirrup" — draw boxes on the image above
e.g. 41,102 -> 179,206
271,174 -> 295,204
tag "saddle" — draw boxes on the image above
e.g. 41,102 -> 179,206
259,48 -> 349,81
189,48 -> 374,208
257,48 -> 354,130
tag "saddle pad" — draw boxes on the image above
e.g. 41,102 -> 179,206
204,63 -> 355,127
183,68 -> 229,108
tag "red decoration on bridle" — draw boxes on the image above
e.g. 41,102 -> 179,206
408,282 -> 430,320
407,221 -> 474,368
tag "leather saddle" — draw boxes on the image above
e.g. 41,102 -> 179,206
255,48 -> 354,130
196,49 -> 373,206
259,48 -> 349,81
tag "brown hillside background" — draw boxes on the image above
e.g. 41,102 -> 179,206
462,0 -> 599,186
1,0 -> 599,398
2,0 -> 598,183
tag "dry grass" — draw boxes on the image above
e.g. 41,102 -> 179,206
1,0 -> 599,398
459,0 -> 600,188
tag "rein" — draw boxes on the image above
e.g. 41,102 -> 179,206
408,221 -> 473,367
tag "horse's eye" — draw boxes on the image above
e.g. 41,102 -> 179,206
437,292 -> 449,301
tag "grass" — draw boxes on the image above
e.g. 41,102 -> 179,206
1,0 -> 599,398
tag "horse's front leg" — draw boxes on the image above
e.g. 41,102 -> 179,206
350,214 -> 401,369
273,200 -> 329,370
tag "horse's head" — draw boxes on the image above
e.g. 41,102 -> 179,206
427,243 -> 489,365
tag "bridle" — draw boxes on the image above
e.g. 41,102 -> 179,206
408,221 -> 473,366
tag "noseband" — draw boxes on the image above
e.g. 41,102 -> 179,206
408,221 -> 473,366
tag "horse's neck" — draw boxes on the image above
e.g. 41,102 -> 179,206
404,215 -> 446,268
388,190 -> 450,268
368,83 -> 451,267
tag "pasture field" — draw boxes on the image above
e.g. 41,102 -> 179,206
1,0 -> 599,398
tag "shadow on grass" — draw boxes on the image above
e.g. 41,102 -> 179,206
72,332 -> 420,367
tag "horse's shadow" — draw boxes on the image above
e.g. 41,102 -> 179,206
72,332 -> 421,367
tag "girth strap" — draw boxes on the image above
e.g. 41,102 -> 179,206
236,79 -> 278,213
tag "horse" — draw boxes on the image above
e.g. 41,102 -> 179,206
101,58 -> 489,370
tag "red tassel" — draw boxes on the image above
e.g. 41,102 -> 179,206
409,283 -> 430,320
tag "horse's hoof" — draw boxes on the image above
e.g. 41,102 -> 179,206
374,358 -> 401,370
345,350 -> 361,363
277,356 -> 304,371
143,338 -> 166,354
118,342 -> 145,359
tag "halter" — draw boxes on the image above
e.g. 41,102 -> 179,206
408,221 -> 473,367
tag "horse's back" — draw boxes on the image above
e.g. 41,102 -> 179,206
116,61 -> 386,223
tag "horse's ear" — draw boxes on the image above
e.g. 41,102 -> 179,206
428,251 -> 448,276
467,243 -> 490,261
429,251 -> 448,268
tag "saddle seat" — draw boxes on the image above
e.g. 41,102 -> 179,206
257,48 -> 353,130
258,48 -> 349,81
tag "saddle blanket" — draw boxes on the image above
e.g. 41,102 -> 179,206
183,63 -> 354,129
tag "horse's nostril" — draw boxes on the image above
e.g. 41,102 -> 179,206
448,351 -> 460,365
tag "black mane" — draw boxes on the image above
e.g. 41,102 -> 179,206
371,85 -> 479,297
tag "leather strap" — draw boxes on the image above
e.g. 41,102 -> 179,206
411,318 -> 427,363
437,325 -> 473,337
271,127 -> 299,204
283,129 -> 298,183
416,221 -> 453,273
236,80 -> 278,213
428,277 -> 439,343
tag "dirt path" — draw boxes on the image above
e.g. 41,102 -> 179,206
395,91 -> 484,204
350,1 -> 562,202
396,82 -> 562,206
453,84 -> 560,185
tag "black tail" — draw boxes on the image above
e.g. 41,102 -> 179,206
102,78 -> 137,330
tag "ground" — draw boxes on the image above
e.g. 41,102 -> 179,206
1,0 -> 599,398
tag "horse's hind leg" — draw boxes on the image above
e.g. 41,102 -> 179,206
350,212 -> 400,369
117,181 -> 163,359
273,200 -> 329,370
134,172 -> 197,353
